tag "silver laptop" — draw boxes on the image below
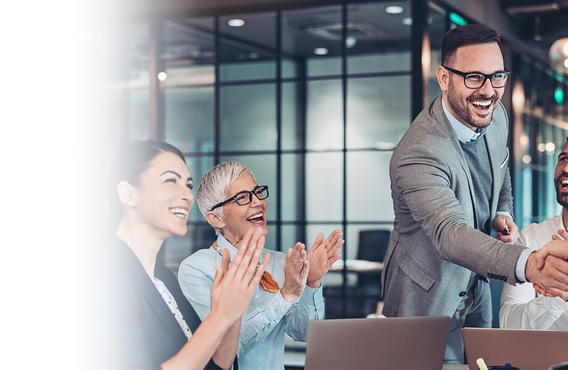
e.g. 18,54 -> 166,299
462,328 -> 568,370
305,316 -> 450,370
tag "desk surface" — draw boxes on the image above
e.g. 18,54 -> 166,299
284,351 -> 469,369
329,259 -> 384,272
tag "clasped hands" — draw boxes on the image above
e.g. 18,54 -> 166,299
527,229 -> 568,301
280,229 -> 343,302
495,215 -> 568,301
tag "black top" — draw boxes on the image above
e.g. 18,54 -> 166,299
105,239 -> 228,370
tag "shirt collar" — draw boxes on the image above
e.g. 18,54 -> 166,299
215,233 -> 238,259
442,98 -> 488,143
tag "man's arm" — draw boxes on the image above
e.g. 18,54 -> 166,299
393,143 -> 524,282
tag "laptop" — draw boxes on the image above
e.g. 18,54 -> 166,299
304,316 -> 450,370
462,328 -> 568,370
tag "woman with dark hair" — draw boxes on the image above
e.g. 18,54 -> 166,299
107,140 -> 270,370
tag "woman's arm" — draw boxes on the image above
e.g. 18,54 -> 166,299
162,230 -> 269,370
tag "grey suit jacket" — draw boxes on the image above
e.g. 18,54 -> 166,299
381,96 -> 528,319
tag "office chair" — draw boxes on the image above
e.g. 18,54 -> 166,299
356,229 -> 391,299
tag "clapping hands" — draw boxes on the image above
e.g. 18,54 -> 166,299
210,229 -> 271,324
281,242 -> 309,302
306,229 -> 343,288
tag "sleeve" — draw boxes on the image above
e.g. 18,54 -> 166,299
392,141 -> 526,283
499,223 -> 568,330
178,258 -> 215,321
239,292 -> 294,347
500,281 -> 568,329
283,285 -> 325,341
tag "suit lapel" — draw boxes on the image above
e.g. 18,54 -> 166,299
483,124 -> 500,217
136,272 -> 186,345
118,246 -> 188,346
431,97 -> 478,228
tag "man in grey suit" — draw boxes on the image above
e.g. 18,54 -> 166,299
381,24 -> 568,364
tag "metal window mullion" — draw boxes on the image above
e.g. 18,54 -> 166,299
276,11 -> 282,252
341,0 -> 348,318
214,16 -> 220,165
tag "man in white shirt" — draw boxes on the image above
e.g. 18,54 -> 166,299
499,138 -> 568,330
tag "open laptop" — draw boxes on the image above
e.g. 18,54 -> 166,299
304,316 -> 450,370
462,328 -> 568,370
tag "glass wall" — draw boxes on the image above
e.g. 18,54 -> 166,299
108,1 -> 568,325
512,56 -> 568,228
112,1 -> 414,320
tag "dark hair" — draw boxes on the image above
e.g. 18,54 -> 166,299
441,24 -> 501,66
111,140 -> 185,186
107,140 -> 185,226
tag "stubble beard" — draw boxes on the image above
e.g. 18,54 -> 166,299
446,78 -> 497,130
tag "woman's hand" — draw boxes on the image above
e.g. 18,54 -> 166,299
210,229 -> 270,324
306,229 -> 343,288
280,242 -> 309,302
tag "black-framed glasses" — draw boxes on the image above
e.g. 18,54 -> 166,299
210,185 -> 269,211
443,65 -> 510,89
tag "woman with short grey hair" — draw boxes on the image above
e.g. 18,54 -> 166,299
178,161 -> 344,370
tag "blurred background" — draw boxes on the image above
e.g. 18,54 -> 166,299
83,0 -> 568,367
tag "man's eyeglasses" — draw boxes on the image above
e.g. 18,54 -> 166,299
210,185 -> 269,211
443,66 -> 510,89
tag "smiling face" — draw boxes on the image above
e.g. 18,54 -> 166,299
135,151 -> 194,239
438,42 -> 505,131
555,141 -> 568,208
219,174 -> 268,246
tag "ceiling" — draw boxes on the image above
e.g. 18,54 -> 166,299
501,0 -> 568,50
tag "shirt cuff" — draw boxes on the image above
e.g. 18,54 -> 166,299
496,211 -> 513,220
299,285 -> 324,313
515,248 -> 532,283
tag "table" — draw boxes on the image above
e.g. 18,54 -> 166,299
329,259 -> 384,273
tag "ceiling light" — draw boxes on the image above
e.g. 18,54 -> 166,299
157,71 -> 168,81
449,12 -> 467,26
537,143 -> 546,152
522,155 -> 532,164
519,134 -> 529,146
346,37 -> 357,48
402,17 -> 412,26
549,37 -> 568,74
314,47 -> 328,56
545,142 -> 556,153
227,18 -> 245,27
555,88 -> 565,105
385,5 -> 404,14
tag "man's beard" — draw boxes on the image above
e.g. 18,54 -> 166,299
446,79 -> 498,129
555,176 -> 568,208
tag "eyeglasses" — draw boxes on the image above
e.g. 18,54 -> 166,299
443,66 -> 510,89
210,185 -> 269,211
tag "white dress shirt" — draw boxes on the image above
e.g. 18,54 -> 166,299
499,215 -> 568,329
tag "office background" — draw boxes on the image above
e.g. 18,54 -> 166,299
101,0 -> 568,326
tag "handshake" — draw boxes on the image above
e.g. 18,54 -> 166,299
527,229 -> 568,301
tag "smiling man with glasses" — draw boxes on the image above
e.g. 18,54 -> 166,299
382,24 -> 568,364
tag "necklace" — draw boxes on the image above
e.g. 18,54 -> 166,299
212,242 -> 279,293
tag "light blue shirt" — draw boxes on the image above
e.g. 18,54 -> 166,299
178,234 -> 325,370
442,98 -> 531,282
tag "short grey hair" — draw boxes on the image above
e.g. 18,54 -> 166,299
196,161 -> 255,231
